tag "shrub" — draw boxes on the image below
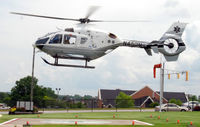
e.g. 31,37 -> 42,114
149,102 -> 159,108
33,106 -> 38,112
169,99 -> 177,104
169,99 -> 182,106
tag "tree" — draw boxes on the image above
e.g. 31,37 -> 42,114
83,95 -> 93,100
116,92 -> 134,108
9,76 -> 57,107
189,95 -> 198,101
74,94 -> 82,100
0,92 -> 9,103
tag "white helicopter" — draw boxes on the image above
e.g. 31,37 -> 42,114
11,7 -> 187,69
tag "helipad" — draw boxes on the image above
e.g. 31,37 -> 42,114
0,118 -> 153,127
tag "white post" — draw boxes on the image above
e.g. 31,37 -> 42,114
159,62 -> 165,112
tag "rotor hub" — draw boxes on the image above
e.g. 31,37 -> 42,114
79,18 -> 90,24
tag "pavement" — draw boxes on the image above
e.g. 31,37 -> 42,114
0,109 -> 154,126
0,118 -> 153,127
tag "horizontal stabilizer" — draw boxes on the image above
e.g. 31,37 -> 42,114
144,48 -> 152,56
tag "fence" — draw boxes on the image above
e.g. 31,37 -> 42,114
22,98 -> 198,112
38,98 -> 150,112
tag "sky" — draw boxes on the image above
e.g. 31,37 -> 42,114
0,0 -> 200,97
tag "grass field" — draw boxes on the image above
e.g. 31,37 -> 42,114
0,111 -> 199,127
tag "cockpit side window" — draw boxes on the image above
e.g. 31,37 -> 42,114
49,34 -> 62,44
63,34 -> 76,44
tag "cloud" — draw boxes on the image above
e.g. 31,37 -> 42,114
164,0 -> 179,8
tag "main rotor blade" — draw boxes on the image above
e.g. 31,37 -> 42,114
89,20 -> 151,22
85,6 -> 100,19
10,12 -> 79,21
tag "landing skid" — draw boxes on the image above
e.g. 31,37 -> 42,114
41,57 -> 95,69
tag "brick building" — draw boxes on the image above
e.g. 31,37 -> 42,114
98,86 -> 188,108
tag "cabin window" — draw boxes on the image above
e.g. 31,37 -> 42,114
108,33 -> 117,39
63,34 -> 76,44
80,37 -> 87,44
36,37 -> 49,44
49,34 -> 62,44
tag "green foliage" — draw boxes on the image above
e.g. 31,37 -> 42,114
149,102 -> 159,108
176,99 -> 182,106
2,96 -> 11,105
169,98 -> 182,106
115,92 -> 134,108
9,76 -> 57,108
33,106 -> 39,112
189,95 -> 198,101
0,92 -> 9,103
83,95 -> 93,100
74,94 -> 82,100
169,99 -> 176,104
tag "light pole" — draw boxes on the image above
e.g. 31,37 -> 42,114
56,88 -> 61,101
154,57 -> 188,112
30,47 -> 36,111
159,62 -> 165,112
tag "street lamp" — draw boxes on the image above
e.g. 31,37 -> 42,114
56,88 -> 61,101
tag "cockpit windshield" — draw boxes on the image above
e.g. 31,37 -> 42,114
36,37 -> 49,44
49,34 -> 62,44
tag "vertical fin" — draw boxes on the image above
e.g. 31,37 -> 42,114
160,22 -> 187,41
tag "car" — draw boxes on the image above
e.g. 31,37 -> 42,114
155,103 -> 188,112
182,101 -> 200,110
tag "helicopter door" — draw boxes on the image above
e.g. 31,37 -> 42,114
49,34 -> 62,44
63,34 -> 77,45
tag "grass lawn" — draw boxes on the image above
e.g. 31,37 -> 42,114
0,112 -> 199,127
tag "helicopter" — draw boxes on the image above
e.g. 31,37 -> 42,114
11,7 -> 187,69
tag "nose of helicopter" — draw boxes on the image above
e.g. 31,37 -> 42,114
35,44 -> 44,50
34,37 -> 49,50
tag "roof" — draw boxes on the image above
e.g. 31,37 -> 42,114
157,91 -> 187,103
100,89 -> 135,100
